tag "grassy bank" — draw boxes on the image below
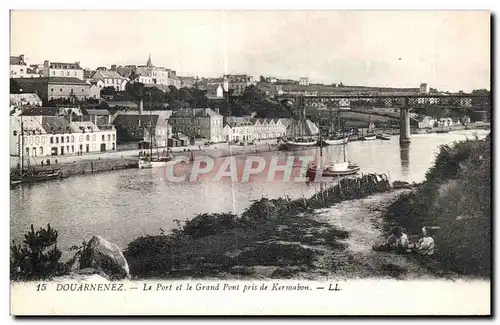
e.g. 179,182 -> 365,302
383,133 -> 491,277
124,174 -> 392,279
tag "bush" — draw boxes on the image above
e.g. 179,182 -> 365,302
10,224 -> 64,281
181,213 -> 239,238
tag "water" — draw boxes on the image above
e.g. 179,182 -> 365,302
10,130 -> 488,255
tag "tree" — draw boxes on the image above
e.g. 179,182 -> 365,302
10,78 -> 21,94
129,70 -> 139,82
101,86 -> 117,96
11,224 -> 63,280
241,85 -> 265,104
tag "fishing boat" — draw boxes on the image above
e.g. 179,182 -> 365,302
286,138 -> 317,147
281,97 -> 318,150
10,167 -> 64,187
322,136 -> 349,146
137,92 -> 173,169
307,115 -> 361,178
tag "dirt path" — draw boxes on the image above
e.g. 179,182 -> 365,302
309,190 -> 440,280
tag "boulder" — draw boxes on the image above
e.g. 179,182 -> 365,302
79,236 -> 130,280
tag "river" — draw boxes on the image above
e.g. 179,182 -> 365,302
10,130 -> 489,256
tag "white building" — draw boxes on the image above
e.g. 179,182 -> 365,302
251,118 -> 287,140
224,117 -> 255,142
299,77 -> 309,86
91,70 -> 128,91
42,60 -> 84,80
135,54 -> 181,88
10,115 -> 116,159
417,116 -> 436,129
437,118 -> 454,127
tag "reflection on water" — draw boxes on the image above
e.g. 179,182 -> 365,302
10,130 -> 489,254
399,143 -> 410,177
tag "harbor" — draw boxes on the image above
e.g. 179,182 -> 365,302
10,129 -> 489,259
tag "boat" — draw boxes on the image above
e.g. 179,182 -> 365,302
307,111 -> 361,178
377,134 -> 391,140
322,136 -> 349,146
362,134 -> 376,141
307,162 -> 361,178
285,138 -> 317,147
137,93 -> 173,169
10,168 -> 64,187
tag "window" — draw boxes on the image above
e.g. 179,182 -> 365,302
67,136 -> 70,142
108,134 -> 111,141
86,135 -> 90,141
79,135 -> 83,142
32,147 -> 36,156
52,71 -> 55,76
112,134 -> 115,141
102,135 -> 105,141
71,145 -> 74,153
66,71 -> 70,76
71,135 -> 74,143
35,136 -> 40,145
60,88 -> 63,92
73,71 -> 76,76
39,147 -> 43,155
20,68 -> 24,73
61,136 -> 64,143
92,134 -> 96,141
41,136 -> 45,144
55,137 -> 59,144
25,147 -> 29,156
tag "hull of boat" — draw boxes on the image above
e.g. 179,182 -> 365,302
307,165 -> 361,177
10,173 -> 62,187
322,137 -> 349,145
377,134 -> 391,140
363,135 -> 376,140
285,140 -> 317,147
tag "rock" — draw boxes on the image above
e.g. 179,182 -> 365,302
79,236 -> 130,280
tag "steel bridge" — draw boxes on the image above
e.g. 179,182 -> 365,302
276,94 -> 491,145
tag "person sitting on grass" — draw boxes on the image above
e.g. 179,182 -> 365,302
386,226 -> 409,253
413,227 -> 435,256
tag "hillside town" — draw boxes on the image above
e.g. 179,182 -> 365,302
10,53 -> 490,160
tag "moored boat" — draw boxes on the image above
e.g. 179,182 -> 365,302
307,162 -> 360,178
377,134 -> 391,140
285,138 -> 317,147
362,134 -> 376,141
322,136 -> 349,146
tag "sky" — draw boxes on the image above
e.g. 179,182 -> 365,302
10,10 -> 490,92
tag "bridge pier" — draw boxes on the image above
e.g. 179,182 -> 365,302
399,106 -> 411,145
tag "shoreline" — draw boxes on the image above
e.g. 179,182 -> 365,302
10,126 -> 490,186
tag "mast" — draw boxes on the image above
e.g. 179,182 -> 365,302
338,101 -> 346,162
149,92 -> 153,158
20,114 -> 24,179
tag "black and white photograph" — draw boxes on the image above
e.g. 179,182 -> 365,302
8,9 -> 491,315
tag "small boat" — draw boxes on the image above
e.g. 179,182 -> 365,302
377,134 -> 391,140
436,129 -> 450,134
307,162 -> 361,178
321,136 -> 349,146
10,168 -> 63,187
138,155 -> 173,169
362,134 -> 376,141
285,138 -> 317,147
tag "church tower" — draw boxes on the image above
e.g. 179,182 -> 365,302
146,53 -> 153,67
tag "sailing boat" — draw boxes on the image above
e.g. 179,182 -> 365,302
362,115 -> 376,140
307,116 -> 360,178
138,94 -> 173,169
284,98 -> 317,148
321,103 -> 349,146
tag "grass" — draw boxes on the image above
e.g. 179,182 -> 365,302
124,174 -> 391,279
383,134 -> 491,277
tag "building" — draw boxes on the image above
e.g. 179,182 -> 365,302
89,83 -> 101,99
437,118 -> 454,127
251,118 -> 287,139
14,77 -> 91,103
10,93 -> 43,107
417,116 -> 436,129
169,108 -> 224,143
90,70 -> 128,92
223,117 -> 255,142
10,114 -> 116,158
42,60 -> 84,80
224,74 -> 254,96
113,111 -> 172,148
299,77 -> 309,86
134,54 -> 181,88
419,83 -> 429,94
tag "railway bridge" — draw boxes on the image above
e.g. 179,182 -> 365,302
277,94 -> 490,145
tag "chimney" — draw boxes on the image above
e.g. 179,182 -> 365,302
139,98 -> 144,115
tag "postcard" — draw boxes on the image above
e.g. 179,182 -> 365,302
9,9 -> 491,316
